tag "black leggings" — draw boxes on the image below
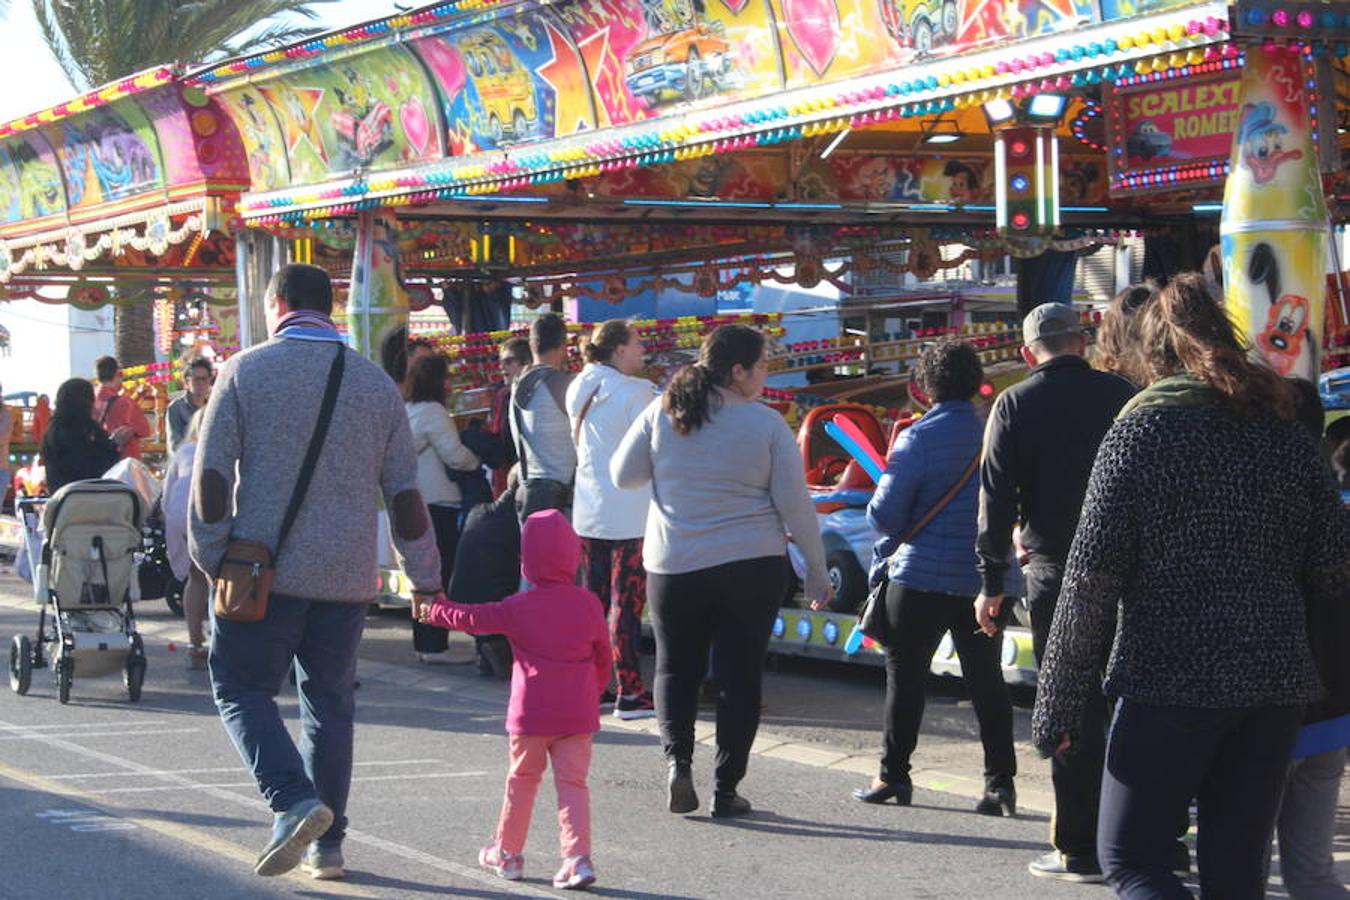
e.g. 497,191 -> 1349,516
412,504 -> 460,654
879,581 -> 1016,787
647,555 -> 787,792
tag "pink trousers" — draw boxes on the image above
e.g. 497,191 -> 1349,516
496,733 -> 593,858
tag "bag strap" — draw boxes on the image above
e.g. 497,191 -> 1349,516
510,397 -> 530,480
892,450 -> 981,552
572,385 -> 602,445
98,395 -> 119,427
275,345 -> 345,560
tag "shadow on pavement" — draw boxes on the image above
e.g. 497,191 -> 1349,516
697,810 -> 1048,852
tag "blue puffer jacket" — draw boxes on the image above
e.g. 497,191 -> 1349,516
867,400 -> 982,597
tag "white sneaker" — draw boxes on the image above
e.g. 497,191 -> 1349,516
417,652 -> 455,666
479,844 -> 524,881
553,855 -> 596,890
300,844 -> 344,880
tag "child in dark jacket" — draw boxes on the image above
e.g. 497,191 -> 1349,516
417,510 -> 611,890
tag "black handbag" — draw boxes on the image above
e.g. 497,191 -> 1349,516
855,451 -> 981,647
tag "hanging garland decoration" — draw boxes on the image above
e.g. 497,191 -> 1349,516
0,210 -> 206,283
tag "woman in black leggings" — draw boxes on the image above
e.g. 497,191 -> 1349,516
612,325 -> 830,818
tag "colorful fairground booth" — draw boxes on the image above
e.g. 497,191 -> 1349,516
0,65 -> 253,463
2,0 -> 1345,672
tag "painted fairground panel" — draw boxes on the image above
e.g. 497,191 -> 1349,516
411,17 -> 597,155
214,86 -> 292,191
45,103 -> 163,210
249,44 -> 443,183
1098,0 -> 1202,18
1220,47 -> 1327,381
1106,72 -> 1240,191
134,86 -> 251,190
0,132 -> 66,225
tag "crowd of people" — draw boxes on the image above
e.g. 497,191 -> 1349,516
28,260 -> 1347,897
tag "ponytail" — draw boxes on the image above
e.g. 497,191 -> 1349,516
1139,272 -> 1294,419
583,319 -> 633,364
663,324 -> 766,435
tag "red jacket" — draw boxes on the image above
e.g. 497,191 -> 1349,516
427,510 -> 611,735
95,385 -> 152,460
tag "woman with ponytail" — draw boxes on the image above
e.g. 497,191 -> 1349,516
1033,273 -> 1347,898
612,324 -> 830,818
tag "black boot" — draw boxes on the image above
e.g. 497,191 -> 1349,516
711,791 -> 752,818
667,762 -> 698,814
975,778 -> 1016,817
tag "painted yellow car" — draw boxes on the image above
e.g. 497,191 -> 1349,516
880,0 -> 959,55
461,33 -> 537,143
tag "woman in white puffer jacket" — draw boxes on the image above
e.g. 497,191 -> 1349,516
566,320 -> 659,720
406,353 -> 480,662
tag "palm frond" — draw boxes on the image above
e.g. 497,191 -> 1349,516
31,0 -> 340,84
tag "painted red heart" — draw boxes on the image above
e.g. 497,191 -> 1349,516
782,0 -> 840,76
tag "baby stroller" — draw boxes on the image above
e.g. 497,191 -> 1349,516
8,480 -> 148,704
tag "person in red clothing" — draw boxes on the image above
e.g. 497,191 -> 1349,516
93,356 -> 152,460
416,510 -> 610,890
489,337 -> 530,497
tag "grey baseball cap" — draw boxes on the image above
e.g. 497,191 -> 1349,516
1022,303 -> 1082,344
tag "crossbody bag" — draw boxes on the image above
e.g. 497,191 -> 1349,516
856,450 -> 981,646
213,345 -> 345,623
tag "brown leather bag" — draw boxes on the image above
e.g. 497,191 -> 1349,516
213,344 -> 345,623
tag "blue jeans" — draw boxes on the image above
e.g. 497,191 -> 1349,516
210,593 -> 366,848
1099,698 -> 1302,900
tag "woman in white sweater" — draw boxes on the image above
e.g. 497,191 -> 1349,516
566,320 -> 659,720
612,324 -> 829,819
406,354 -> 480,661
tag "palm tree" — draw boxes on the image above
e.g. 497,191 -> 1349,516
32,0 -> 336,364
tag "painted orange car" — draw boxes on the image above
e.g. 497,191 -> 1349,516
626,23 -> 733,105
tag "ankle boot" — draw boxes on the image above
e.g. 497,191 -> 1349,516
975,778 -> 1016,817
667,762 -> 698,814
711,790 -> 752,818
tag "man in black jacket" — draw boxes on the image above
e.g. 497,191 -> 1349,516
973,303 -> 1135,884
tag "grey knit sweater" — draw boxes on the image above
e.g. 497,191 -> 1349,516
189,336 -> 442,602
1032,401 -> 1348,756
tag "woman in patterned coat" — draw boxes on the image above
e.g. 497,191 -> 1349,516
1032,273 -> 1348,899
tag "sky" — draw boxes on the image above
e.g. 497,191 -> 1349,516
0,0 -> 406,122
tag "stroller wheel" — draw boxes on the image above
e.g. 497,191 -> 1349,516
125,635 -> 146,703
56,657 -> 73,705
9,635 -> 31,695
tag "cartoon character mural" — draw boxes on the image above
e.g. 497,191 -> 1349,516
1234,101 -> 1302,186
1126,120 -> 1172,161
1220,46 -> 1326,381
880,0 -> 960,56
54,108 -> 161,206
0,137 -> 65,222
330,65 -> 395,167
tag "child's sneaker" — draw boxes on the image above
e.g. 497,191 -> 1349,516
614,691 -> 655,720
553,855 -> 596,890
479,844 -> 524,881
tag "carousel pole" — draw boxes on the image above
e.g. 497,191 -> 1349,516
234,230 -> 290,349
348,209 -> 409,363
1219,42 -> 1328,381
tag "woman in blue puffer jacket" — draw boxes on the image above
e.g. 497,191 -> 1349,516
852,338 -> 1016,816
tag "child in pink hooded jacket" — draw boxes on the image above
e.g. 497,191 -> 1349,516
417,509 -> 611,890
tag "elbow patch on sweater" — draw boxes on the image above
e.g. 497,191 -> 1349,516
392,490 -> 429,540
196,469 -> 229,523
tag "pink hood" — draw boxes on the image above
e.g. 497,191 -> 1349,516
521,509 -> 580,585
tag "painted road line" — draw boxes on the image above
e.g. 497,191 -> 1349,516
89,771 -> 490,795
0,719 -> 173,731
0,760 -> 377,898
53,758 -> 445,780
0,716 -> 556,898
0,727 -> 200,741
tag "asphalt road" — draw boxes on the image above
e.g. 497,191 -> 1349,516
0,572 -> 1341,899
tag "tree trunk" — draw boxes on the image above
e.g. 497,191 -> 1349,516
114,300 -> 155,367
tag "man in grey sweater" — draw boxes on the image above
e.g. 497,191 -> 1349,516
190,264 -> 442,881
510,312 -> 576,519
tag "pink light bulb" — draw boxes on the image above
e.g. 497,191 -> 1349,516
1271,8 -> 1288,26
